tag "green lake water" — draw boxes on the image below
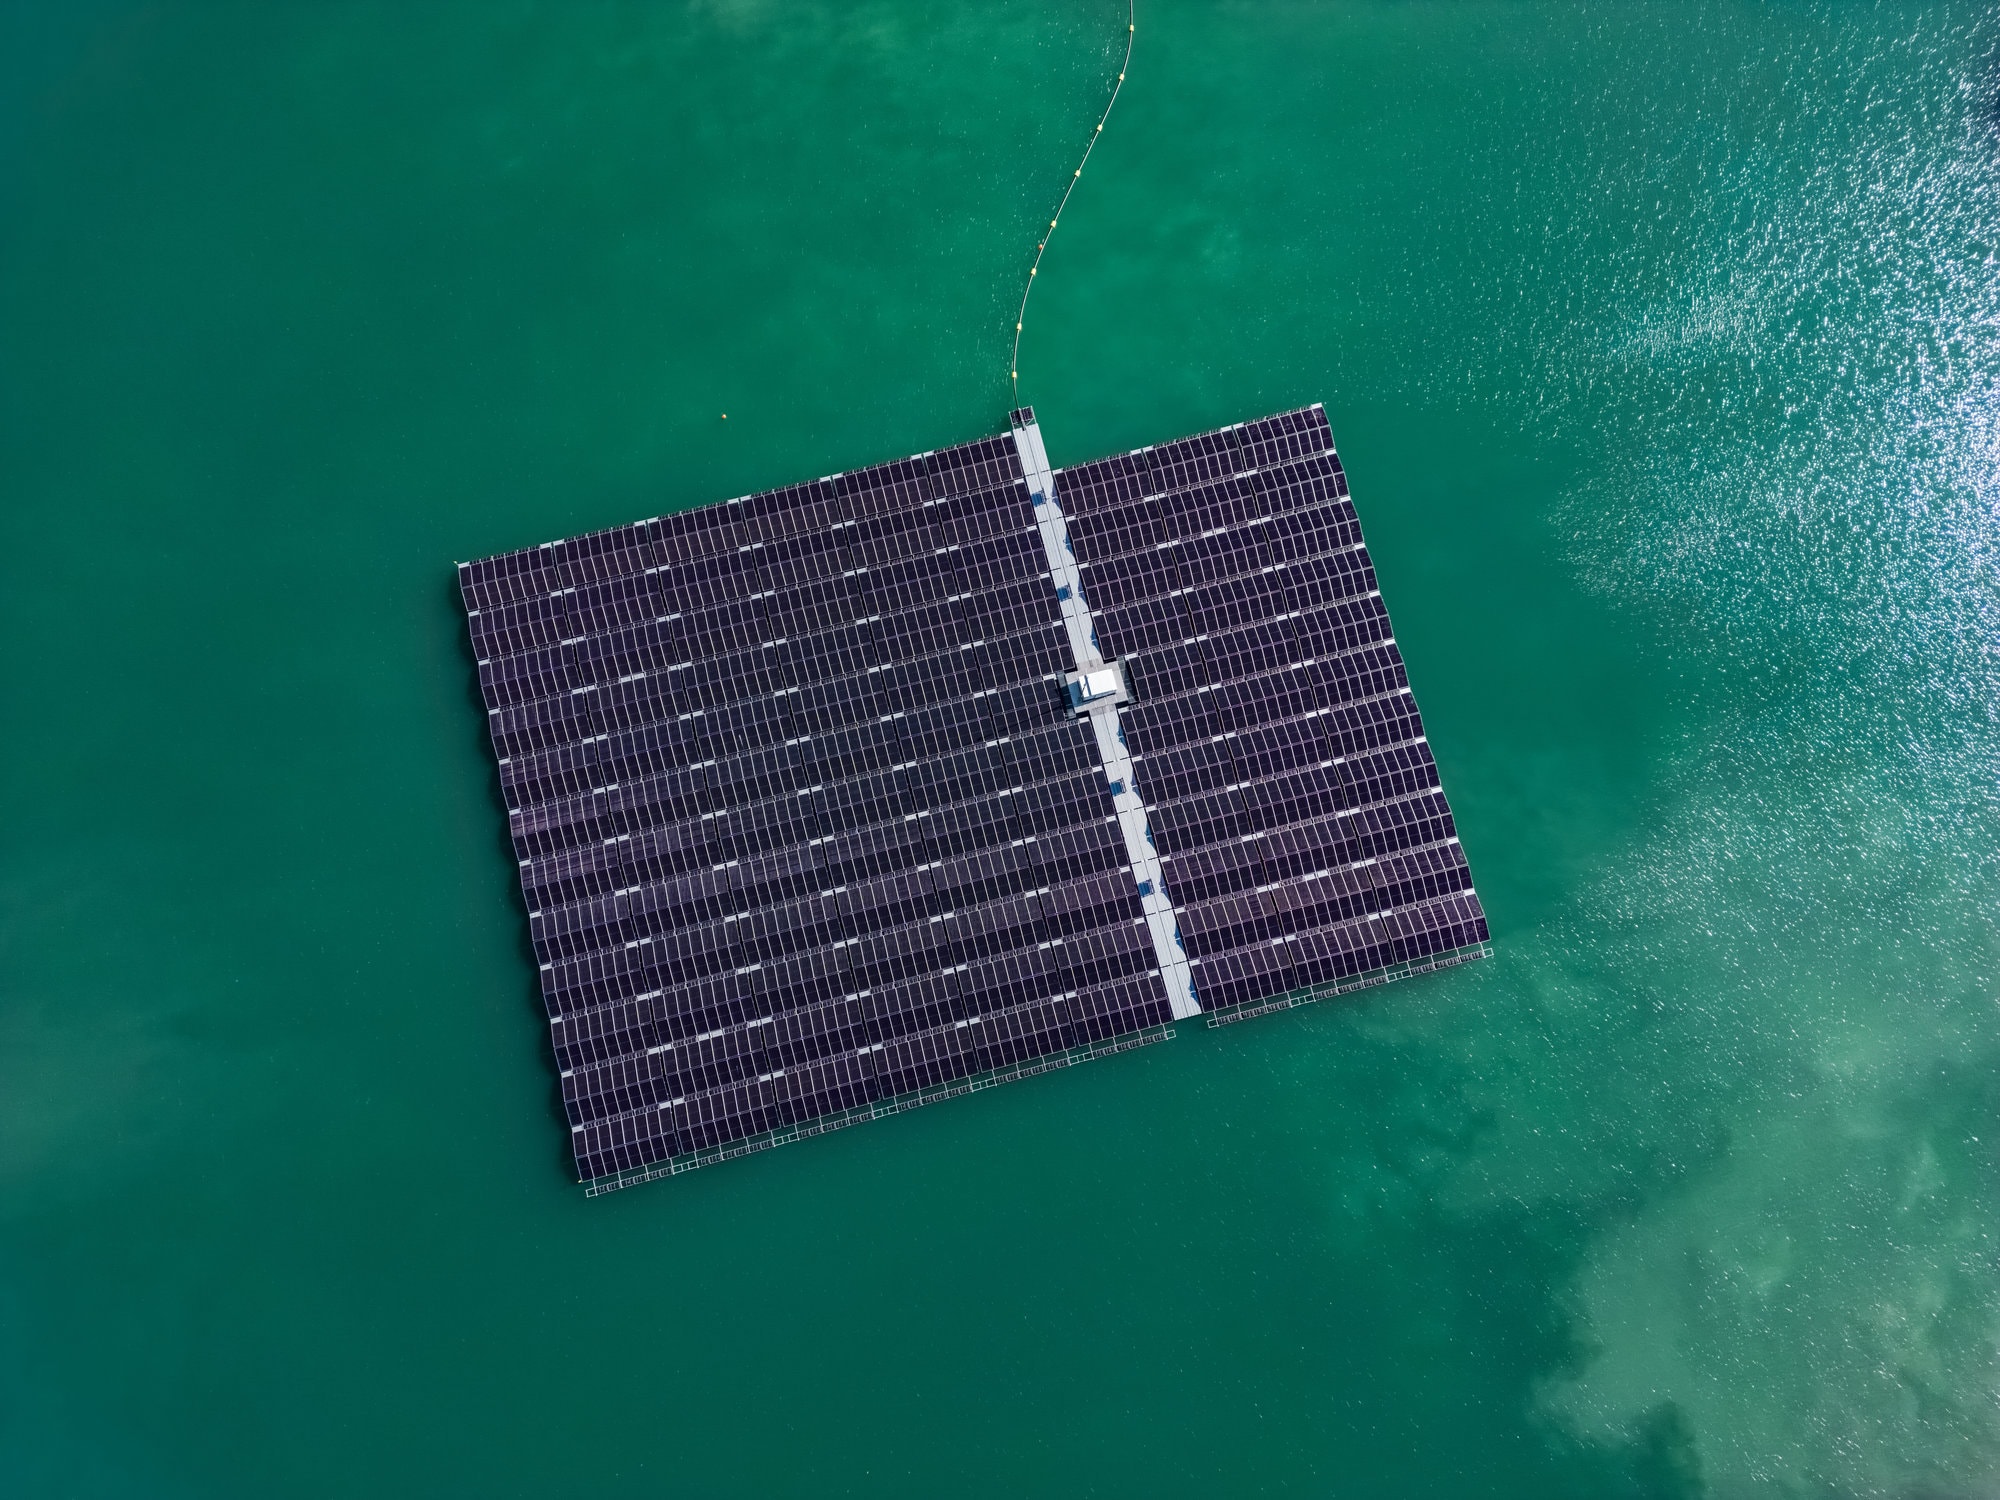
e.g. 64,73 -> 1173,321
4,2 -> 1998,1495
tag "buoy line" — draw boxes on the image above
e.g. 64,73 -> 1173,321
1009,0 -> 1136,403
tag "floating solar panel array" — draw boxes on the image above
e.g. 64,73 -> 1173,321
457,404 -> 1487,1192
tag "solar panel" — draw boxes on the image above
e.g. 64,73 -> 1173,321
1055,405 -> 1489,1022
459,403 -> 1486,1192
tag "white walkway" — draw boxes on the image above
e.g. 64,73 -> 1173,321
1009,409 -> 1200,1021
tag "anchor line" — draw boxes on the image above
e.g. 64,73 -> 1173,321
1009,0 -> 1136,403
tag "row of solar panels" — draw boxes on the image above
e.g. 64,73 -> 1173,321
533,813 -> 1141,1024
567,970 -> 1171,1178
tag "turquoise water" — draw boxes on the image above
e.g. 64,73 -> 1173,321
4,3 -> 1998,1495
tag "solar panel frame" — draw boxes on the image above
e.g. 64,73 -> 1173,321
459,401 -> 1483,1190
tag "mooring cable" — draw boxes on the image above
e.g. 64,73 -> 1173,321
1010,0 -> 1136,404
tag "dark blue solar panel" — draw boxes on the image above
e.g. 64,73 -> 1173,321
463,402 -> 1479,1188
